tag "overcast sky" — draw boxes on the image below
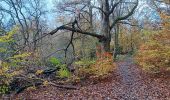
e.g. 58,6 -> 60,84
45,0 -> 160,29
0,0 -> 161,30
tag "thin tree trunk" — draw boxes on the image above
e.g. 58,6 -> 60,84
80,35 -> 85,58
114,24 -> 119,59
89,1 -> 93,32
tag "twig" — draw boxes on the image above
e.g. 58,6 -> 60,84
49,82 -> 79,90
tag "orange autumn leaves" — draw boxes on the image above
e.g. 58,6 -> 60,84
92,46 -> 116,77
75,46 -> 116,80
135,13 -> 170,73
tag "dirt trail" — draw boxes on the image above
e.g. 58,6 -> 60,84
13,56 -> 170,100
116,57 -> 170,100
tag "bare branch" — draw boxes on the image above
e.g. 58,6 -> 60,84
91,5 -> 107,15
119,21 -> 143,28
109,0 -> 123,15
49,25 -> 105,40
110,0 -> 139,30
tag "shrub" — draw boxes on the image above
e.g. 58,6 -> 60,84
57,65 -> 71,78
0,52 -> 31,94
91,52 -> 116,78
74,58 -> 95,68
0,27 -> 31,94
0,85 -> 9,94
47,57 -> 71,78
74,52 -> 116,80
49,57 -> 61,67
135,13 -> 170,73
135,40 -> 170,73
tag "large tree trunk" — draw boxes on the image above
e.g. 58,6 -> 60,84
100,0 -> 111,52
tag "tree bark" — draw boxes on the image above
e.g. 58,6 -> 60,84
100,0 -> 111,52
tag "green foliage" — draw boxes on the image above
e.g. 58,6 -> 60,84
0,27 -> 17,43
74,59 -> 96,79
74,58 -> 95,68
117,46 -> 123,54
8,52 -> 31,59
0,27 -> 31,94
0,85 -> 9,94
57,65 -> 71,78
0,52 -> 31,94
48,57 -> 71,78
0,48 -> 6,53
0,62 -> 13,85
48,57 -> 61,67
7,52 -> 32,67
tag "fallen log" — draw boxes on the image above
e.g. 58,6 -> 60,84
11,77 -> 79,95
49,82 -> 79,90
42,68 -> 58,75
15,82 -> 42,94
15,82 -> 79,94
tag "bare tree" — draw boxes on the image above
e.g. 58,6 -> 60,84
50,0 -> 138,59
0,0 -> 47,50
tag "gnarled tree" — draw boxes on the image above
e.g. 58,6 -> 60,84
50,0 -> 138,59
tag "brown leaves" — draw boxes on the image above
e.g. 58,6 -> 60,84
135,13 -> 170,73
13,57 -> 170,100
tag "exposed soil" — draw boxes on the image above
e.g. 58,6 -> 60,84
11,57 -> 170,100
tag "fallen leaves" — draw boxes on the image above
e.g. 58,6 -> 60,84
13,57 -> 170,100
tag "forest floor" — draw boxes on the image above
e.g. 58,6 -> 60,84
13,56 -> 170,100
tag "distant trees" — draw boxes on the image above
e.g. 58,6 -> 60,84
149,0 -> 170,14
116,22 -> 141,54
0,0 -> 47,50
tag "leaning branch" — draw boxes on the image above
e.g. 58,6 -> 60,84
119,21 -> 143,28
49,25 -> 105,40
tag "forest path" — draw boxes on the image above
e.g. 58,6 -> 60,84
116,56 -> 142,99
14,55 -> 170,100
115,56 -> 170,99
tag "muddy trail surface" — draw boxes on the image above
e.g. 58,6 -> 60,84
13,56 -> 170,100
